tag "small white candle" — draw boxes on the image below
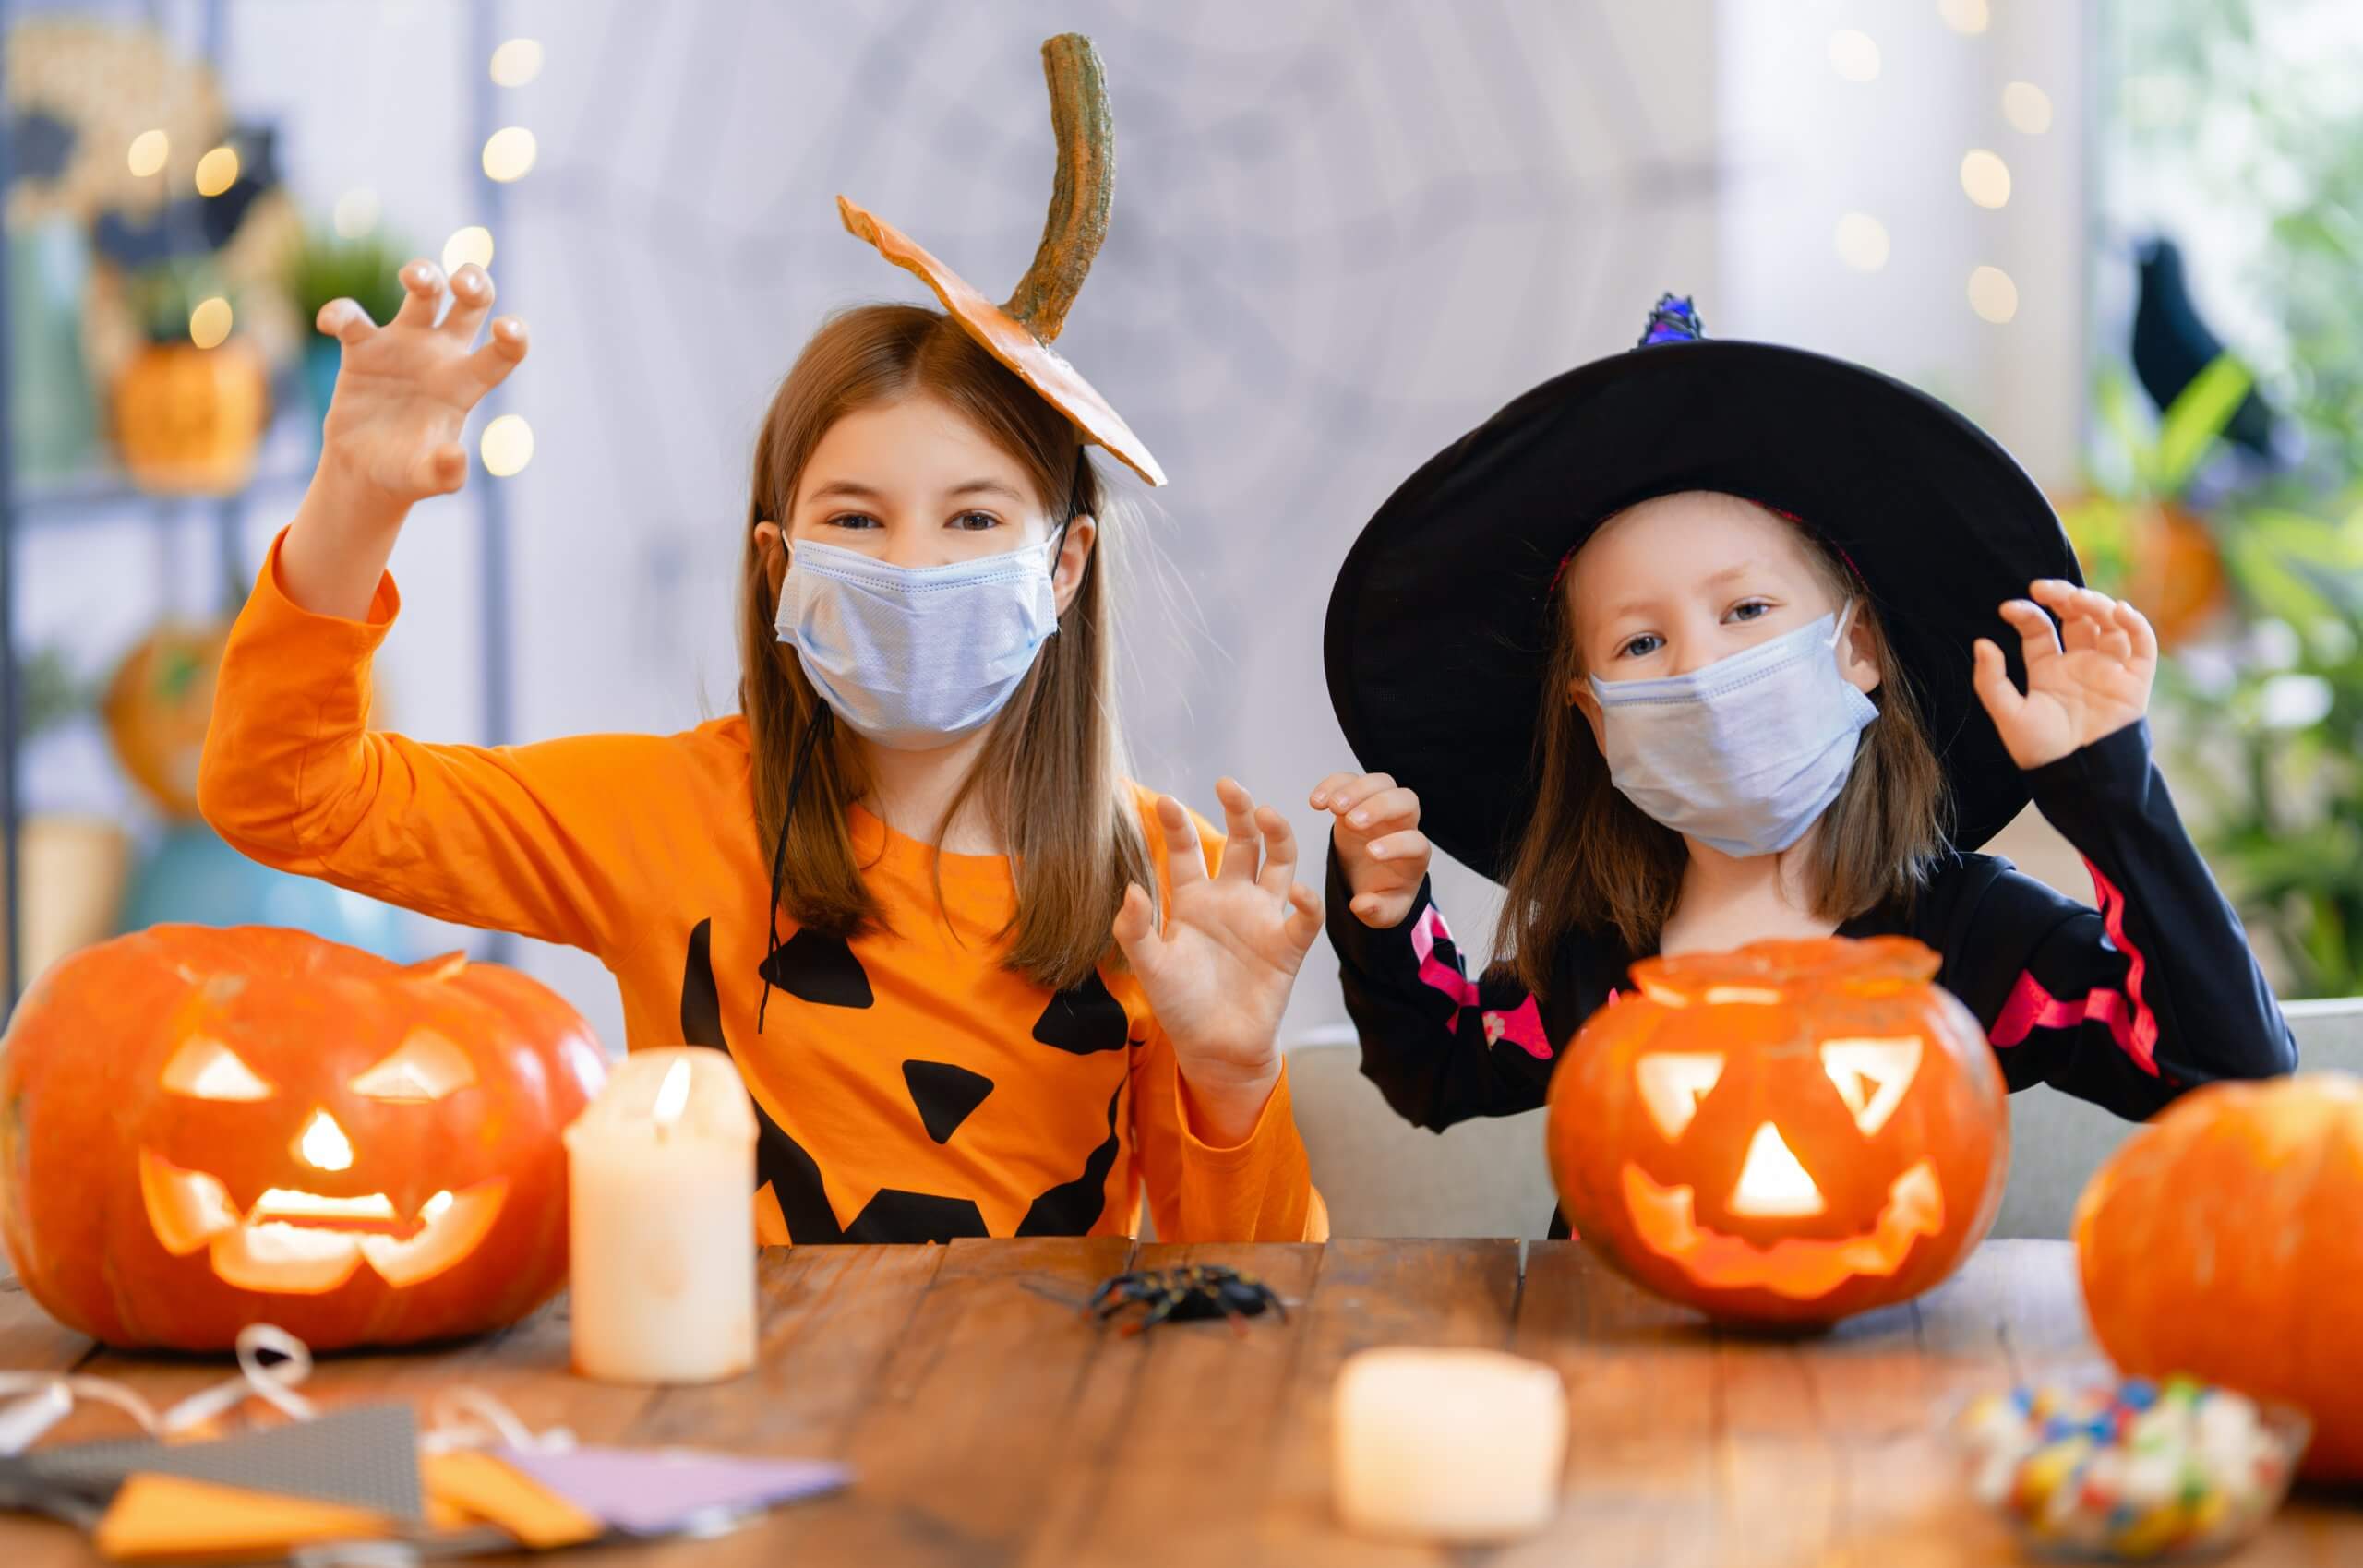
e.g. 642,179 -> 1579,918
1332,1347 -> 1567,1542
563,1048 -> 758,1384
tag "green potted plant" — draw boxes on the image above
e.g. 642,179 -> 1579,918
283,227 -> 410,429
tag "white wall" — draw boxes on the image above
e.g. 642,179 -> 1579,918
30,0 -> 2107,1047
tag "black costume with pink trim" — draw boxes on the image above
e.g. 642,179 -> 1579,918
1329,719 -> 2294,1148
1321,294 -> 2296,1192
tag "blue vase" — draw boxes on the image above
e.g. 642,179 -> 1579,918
118,822 -> 421,960
302,337 -> 341,449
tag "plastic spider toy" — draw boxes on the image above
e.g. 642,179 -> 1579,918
1086,1264 -> 1289,1336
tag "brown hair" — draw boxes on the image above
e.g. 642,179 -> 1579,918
735,303 -> 1154,991
1491,517 -> 1948,996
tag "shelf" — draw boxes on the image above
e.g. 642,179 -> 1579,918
7,414 -> 323,519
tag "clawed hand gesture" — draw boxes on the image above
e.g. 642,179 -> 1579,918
1973,580 -> 2158,771
1112,781 -> 1322,1127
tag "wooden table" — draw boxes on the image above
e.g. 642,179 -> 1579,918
1,1239 -> 2354,1566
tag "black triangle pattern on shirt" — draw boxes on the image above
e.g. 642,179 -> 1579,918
677,921 -> 1124,1246
843,1190 -> 990,1244
902,1059 -> 994,1144
1015,1083 -> 1122,1236
680,917 -> 845,1244
759,928 -> 875,1008
1029,970 -> 1132,1054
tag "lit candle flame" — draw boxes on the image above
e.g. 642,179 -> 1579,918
651,1058 -> 692,1132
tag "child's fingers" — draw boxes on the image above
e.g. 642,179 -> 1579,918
409,441 -> 468,497
2098,624 -> 2134,661
1349,891 -> 1410,929
1307,771 -> 1362,810
1320,772 -> 1397,818
1997,597 -> 2061,668
1363,828 -> 1431,865
2115,599 -> 2159,666
1971,638 -> 2025,724
1110,882 -> 1162,976
1341,786 -> 1421,836
1253,806 -> 1298,901
392,259 -> 447,329
1281,882 -> 1323,953
1157,795 -> 1209,889
316,298 -> 376,346
441,264 -> 496,342
1213,778 -> 1261,883
462,317 -> 531,394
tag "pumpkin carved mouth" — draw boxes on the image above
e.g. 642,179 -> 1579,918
138,1149 -> 508,1295
1621,1157 -> 1946,1301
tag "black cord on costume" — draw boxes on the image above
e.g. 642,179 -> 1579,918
758,702 -> 834,1035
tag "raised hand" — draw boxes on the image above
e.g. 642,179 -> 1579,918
316,259 -> 529,509
1311,771 -> 1430,928
1111,780 -> 1323,1143
1973,579 -> 2158,771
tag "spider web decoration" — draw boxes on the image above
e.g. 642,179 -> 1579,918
498,2 -> 1726,1008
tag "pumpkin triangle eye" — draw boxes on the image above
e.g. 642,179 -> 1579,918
162,1036 -> 276,1101
351,1029 -> 479,1102
1636,1052 -> 1725,1140
1818,1036 -> 1924,1134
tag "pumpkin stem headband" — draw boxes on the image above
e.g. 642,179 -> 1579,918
836,33 -> 1167,487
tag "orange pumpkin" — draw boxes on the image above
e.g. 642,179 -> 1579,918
0,925 -> 608,1350
1547,936 -> 2009,1326
103,620 -> 231,820
2075,1073 -> 2363,1481
112,338 -> 269,496
2058,494 -> 2225,649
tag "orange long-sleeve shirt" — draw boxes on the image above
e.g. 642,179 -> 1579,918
198,532 -> 1325,1246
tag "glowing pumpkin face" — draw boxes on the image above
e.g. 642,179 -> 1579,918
0,925 -> 608,1350
1546,937 -> 2008,1326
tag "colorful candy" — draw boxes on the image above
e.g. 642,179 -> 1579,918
1953,1377 -> 2302,1560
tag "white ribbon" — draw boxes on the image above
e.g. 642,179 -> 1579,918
418,1388 -> 572,1456
0,1323 -> 317,1455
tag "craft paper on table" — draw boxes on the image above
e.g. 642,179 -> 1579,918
420,1449 -> 604,1549
492,1446 -> 852,1536
27,1401 -> 424,1524
93,1472 -> 395,1562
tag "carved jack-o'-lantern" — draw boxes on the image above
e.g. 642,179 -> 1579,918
0,925 -> 607,1350
1547,937 -> 2008,1326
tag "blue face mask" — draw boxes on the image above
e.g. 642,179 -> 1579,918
1588,606 -> 1877,858
774,535 -> 1062,751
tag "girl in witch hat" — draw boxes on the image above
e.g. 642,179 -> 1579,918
201,36 -> 1329,1247
1314,294 -> 2293,1202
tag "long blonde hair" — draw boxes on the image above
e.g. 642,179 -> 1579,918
736,303 -> 1154,990
1491,518 -> 1948,995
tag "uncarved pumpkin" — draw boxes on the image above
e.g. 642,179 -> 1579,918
0,925 -> 608,1350
2075,1072 -> 2363,1481
103,620 -> 230,820
1548,936 -> 2009,1326
113,339 -> 269,496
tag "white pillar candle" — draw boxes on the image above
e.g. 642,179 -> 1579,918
1332,1347 -> 1567,1542
563,1048 -> 758,1384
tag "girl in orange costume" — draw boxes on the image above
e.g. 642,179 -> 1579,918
199,37 -> 1327,1246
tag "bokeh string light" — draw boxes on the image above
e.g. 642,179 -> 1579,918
2003,81 -> 2054,135
444,225 -> 496,275
482,126 -> 537,183
480,413 -> 534,478
194,145 -> 239,197
1961,149 -> 2012,209
1967,265 -> 2018,325
489,37 -> 544,87
189,296 -> 234,350
126,128 -> 169,177
1827,29 -> 1881,84
1834,212 -> 1890,272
